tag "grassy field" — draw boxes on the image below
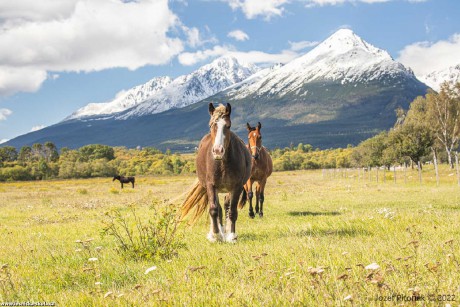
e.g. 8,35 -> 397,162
0,166 -> 459,306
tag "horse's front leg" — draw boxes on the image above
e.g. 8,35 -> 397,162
257,180 -> 266,218
121,182 -> 123,189
247,179 -> 255,218
225,187 -> 241,243
206,184 -> 224,242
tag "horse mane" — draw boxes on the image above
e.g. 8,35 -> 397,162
209,104 -> 227,127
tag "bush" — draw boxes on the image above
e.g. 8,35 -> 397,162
0,165 -> 33,181
101,203 -> 185,261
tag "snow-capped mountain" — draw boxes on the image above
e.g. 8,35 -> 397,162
229,29 -> 417,100
68,56 -> 259,121
419,64 -> 460,91
6,29 -> 428,151
67,76 -> 173,120
118,56 -> 258,119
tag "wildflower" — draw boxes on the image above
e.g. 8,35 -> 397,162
88,257 -> 98,262
104,291 -> 113,298
365,263 -> 380,270
144,266 -> 157,274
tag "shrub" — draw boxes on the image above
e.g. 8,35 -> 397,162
101,203 -> 185,261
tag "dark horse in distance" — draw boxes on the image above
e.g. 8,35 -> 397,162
181,103 -> 251,243
238,122 -> 273,218
113,175 -> 135,188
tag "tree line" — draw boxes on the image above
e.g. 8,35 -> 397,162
351,81 -> 460,182
0,144 -> 195,182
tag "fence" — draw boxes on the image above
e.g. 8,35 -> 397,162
322,163 -> 460,187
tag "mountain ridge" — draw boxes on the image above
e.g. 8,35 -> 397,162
5,29 -> 429,151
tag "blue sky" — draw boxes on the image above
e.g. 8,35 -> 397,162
1,0 -> 460,143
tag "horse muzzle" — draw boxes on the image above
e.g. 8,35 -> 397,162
212,145 -> 225,160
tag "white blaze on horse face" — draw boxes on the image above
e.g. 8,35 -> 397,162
212,118 -> 226,159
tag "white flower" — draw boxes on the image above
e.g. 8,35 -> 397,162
88,257 -> 98,262
144,266 -> 157,274
104,291 -> 113,298
365,263 -> 380,270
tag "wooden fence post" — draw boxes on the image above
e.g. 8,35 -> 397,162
404,162 -> 407,184
417,161 -> 422,185
456,152 -> 460,187
432,148 -> 439,187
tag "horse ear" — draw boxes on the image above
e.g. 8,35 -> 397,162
208,103 -> 215,115
257,122 -> 262,130
225,103 -> 231,116
246,123 -> 252,131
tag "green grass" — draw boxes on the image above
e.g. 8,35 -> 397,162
0,167 -> 459,306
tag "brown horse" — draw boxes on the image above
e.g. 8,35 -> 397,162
238,122 -> 273,218
113,175 -> 135,188
181,103 -> 251,243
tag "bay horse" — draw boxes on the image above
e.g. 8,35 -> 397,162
113,175 -> 135,188
181,103 -> 251,243
238,122 -> 273,218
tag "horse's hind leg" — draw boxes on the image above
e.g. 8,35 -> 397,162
121,183 -> 123,189
224,194 -> 230,229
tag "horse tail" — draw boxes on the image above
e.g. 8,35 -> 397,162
180,180 -> 208,225
238,188 -> 247,209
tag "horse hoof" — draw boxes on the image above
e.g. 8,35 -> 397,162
225,232 -> 237,243
259,213 -> 263,218
207,231 -> 224,243
249,212 -> 255,219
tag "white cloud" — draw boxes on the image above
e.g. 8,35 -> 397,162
183,27 -> 201,47
0,139 -> 9,144
226,0 -> 422,19
225,0 -> 288,20
0,0 -> 186,96
0,0 -> 77,22
0,108 -> 13,121
178,45 -> 298,66
397,33 -> 460,76
31,125 -> 45,132
0,67 -> 47,96
228,30 -> 250,41
288,40 -> 319,51
304,0 -> 411,7
178,46 -> 231,66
